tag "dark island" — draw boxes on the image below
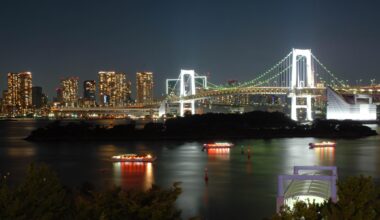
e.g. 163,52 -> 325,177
25,111 -> 378,141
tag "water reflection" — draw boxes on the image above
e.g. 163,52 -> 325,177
246,160 -> 253,174
314,147 -> 335,166
206,148 -> 230,160
98,144 -> 118,157
282,138 -> 317,171
7,147 -> 36,157
112,162 -> 154,190
0,121 -> 378,220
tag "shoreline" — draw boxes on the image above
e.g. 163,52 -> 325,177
0,118 -> 379,124
24,111 -> 379,142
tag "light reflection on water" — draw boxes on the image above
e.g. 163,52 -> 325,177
0,121 -> 378,220
314,147 -> 335,166
7,147 -> 36,157
206,148 -> 230,160
113,162 -> 154,190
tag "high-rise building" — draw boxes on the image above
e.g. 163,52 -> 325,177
83,80 -> 96,107
41,93 -> 48,107
83,80 -> 96,101
6,72 -> 33,115
136,72 -> 153,103
1,90 -> 9,115
32,86 -> 43,109
98,71 -> 131,106
60,77 -> 79,107
55,88 -> 63,103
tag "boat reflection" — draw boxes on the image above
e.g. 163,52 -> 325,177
7,147 -> 36,157
113,162 -> 154,190
206,148 -> 230,160
314,146 -> 335,165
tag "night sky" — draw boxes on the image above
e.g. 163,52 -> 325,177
0,0 -> 379,99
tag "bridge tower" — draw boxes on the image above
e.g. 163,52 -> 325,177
179,69 -> 196,116
289,49 -> 314,121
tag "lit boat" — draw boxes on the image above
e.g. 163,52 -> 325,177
309,141 -> 336,149
111,154 -> 156,162
203,142 -> 234,149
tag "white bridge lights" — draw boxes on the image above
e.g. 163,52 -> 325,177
179,70 -> 196,116
291,49 -> 314,88
290,49 -> 315,121
164,69 -> 208,117
163,49 -> 320,121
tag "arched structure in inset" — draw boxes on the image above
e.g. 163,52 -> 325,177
276,166 -> 338,212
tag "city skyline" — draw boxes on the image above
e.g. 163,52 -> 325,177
1,70 -> 153,101
1,0 -> 380,98
0,2 -> 379,219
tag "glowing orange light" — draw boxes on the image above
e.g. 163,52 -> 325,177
207,148 -> 230,154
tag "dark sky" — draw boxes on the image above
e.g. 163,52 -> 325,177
0,0 -> 379,98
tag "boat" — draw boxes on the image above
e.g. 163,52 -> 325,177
309,141 -> 336,149
203,142 -> 234,150
111,154 -> 156,162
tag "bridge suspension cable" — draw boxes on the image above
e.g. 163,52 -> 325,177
167,79 -> 179,96
252,55 -> 302,87
311,53 -> 346,87
166,49 -> 347,100
193,52 -> 294,90
237,51 -> 293,88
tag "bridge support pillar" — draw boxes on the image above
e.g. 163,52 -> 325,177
179,70 -> 196,116
292,49 -> 314,88
179,100 -> 195,116
291,96 -> 297,121
159,101 -> 167,117
306,95 -> 312,121
289,49 -> 315,121
290,94 -> 313,121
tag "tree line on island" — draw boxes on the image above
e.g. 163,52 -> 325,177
25,111 -> 377,141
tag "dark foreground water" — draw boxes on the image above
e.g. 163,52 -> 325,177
0,120 -> 379,219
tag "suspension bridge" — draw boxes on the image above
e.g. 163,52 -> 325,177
52,48 -> 378,120
164,48 -> 353,121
